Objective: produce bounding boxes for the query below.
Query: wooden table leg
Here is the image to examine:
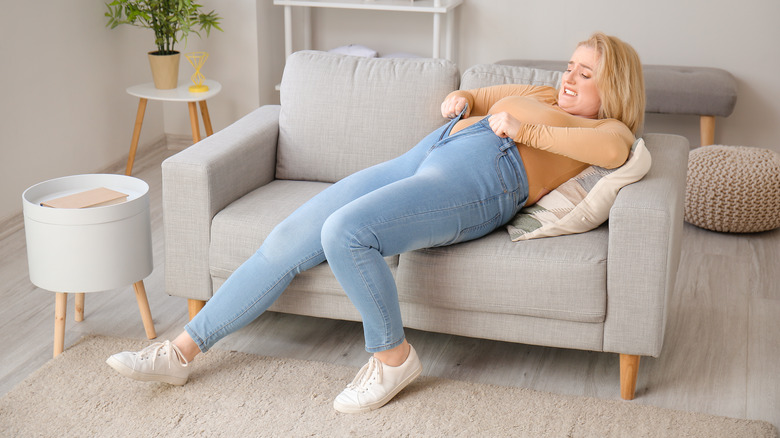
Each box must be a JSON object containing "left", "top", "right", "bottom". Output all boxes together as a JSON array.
[
  {"left": 188, "top": 101, "right": 202, "bottom": 144},
  {"left": 74, "top": 293, "right": 85, "bottom": 322},
  {"left": 199, "top": 100, "right": 214, "bottom": 137},
  {"left": 126, "top": 98, "right": 148, "bottom": 176},
  {"left": 133, "top": 280, "right": 157, "bottom": 339},
  {"left": 54, "top": 292, "right": 67, "bottom": 357}
]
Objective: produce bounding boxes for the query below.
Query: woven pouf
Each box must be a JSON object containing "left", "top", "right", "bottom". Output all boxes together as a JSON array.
[{"left": 685, "top": 145, "right": 780, "bottom": 233}]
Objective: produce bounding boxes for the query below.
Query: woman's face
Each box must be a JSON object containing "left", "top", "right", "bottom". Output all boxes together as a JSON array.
[{"left": 558, "top": 45, "right": 601, "bottom": 119}]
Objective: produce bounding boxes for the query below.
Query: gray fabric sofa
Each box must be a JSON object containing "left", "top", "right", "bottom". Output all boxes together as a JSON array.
[{"left": 162, "top": 50, "right": 689, "bottom": 400}]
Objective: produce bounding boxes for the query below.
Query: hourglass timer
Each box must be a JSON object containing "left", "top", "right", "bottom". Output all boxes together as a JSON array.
[{"left": 186, "top": 52, "right": 210, "bottom": 93}]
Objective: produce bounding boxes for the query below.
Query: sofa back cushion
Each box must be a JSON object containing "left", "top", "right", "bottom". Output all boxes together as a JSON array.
[
  {"left": 277, "top": 51, "right": 460, "bottom": 182},
  {"left": 460, "top": 63, "right": 562, "bottom": 90}
]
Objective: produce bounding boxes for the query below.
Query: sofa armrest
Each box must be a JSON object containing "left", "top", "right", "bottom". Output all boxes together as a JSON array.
[
  {"left": 603, "top": 133, "right": 689, "bottom": 357},
  {"left": 162, "top": 105, "right": 280, "bottom": 301}
]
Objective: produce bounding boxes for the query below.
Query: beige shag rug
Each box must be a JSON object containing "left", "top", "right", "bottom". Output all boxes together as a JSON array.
[{"left": 1, "top": 336, "right": 776, "bottom": 438}]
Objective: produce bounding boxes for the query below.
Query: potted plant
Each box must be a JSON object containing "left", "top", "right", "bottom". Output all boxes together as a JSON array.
[{"left": 105, "top": 0, "right": 222, "bottom": 89}]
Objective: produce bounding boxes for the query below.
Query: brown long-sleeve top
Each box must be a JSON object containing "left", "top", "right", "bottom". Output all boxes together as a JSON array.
[{"left": 446, "top": 84, "right": 635, "bottom": 205}]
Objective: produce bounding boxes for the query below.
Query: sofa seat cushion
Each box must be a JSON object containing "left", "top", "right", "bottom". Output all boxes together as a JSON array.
[
  {"left": 209, "top": 179, "right": 398, "bottom": 296},
  {"left": 395, "top": 226, "right": 609, "bottom": 324}
]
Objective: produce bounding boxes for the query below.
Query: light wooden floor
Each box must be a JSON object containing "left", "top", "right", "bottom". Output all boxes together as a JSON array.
[{"left": 1, "top": 143, "right": 778, "bottom": 431}]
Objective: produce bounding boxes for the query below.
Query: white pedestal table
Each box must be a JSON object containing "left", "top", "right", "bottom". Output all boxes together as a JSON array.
[{"left": 23, "top": 174, "right": 157, "bottom": 357}]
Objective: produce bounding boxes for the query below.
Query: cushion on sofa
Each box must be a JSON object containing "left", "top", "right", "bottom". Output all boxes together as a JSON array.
[
  {"left": 460, "top": 63, "right": 561, "bottom": 90},
  {"left": 211, "top": 177, "right": 609, "bottom": 325},
  {"left": 277, "top": 51, "right": 459, "bottom": 183},
  {"left": 396, "top": 227, "right": 609, "bottom": 324},
  {"left": 209, "top": 180, "right": 329, "bottom": 279},
  {"left": 507, "top": 138, "right": 652, "bottom": 241},
  {"left": 209, "top": 179, "right": 399, "bottom": 296}
]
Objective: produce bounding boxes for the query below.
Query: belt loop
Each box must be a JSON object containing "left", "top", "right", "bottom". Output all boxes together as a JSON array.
[{"left": 499, "top": 137, "right": 514, "bottom": 152}]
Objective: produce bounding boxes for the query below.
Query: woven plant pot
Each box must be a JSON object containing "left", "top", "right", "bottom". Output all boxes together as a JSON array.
[{"left": 685, "top": 145, "right": 780, "bottom": 233}]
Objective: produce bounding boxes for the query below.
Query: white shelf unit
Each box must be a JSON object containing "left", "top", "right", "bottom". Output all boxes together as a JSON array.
[{"left": 273, "top": 0, "right": 463, "bottom": 61}]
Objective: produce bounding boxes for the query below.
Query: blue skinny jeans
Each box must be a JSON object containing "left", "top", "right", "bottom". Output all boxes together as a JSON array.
[{"left": 185, "top": 113, "right": 529, "bottom": 354}]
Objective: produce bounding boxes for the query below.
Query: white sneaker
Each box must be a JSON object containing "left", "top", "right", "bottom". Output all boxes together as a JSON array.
[
  {"left": 106, "top": 340, "right": 190, "bottom": 386},
  {"left": 333, "top": 344, "right": 422, "bottom": 413}
]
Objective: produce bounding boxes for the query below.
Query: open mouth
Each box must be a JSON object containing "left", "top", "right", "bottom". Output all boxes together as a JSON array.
[{"left": 563, "top": 88, "right": 577, "bottom": 96}]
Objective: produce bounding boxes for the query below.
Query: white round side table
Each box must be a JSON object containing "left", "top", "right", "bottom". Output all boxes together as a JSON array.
[
  {"left": 23, "top": 174, "right": 157, "bottom": 357},
  {"left": 125, "top": 79, "right": 221, "bottom": 175}
]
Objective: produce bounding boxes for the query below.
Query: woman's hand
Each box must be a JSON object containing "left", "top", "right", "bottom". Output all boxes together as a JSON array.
[
  {"left": 441, "top": 95, "right": 468, "bottom": 119},
  {"left": 488, "top": 112, "right": 522, "bottom": 139}
]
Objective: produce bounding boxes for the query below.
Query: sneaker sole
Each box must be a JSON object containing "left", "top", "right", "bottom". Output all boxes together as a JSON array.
[
  {"left": 106, "top": 356, "right": 188, "bottom": 386},
  {"left": 333, "top": 362, "right": 422, "bottom": 414}
]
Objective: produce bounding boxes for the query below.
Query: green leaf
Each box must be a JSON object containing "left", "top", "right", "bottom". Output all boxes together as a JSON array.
[{"left": 104, "top": 0, "right": 222, "bottom": 51}]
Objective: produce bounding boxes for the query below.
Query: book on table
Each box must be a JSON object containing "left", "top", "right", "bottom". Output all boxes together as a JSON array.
[{"left": 41, "top": 187, "right": 129, "bottom": 209}]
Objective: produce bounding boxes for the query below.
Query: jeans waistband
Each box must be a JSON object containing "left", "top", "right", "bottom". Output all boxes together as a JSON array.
[
  {"left": 475, "top": 116, "right": 516, "bottom": 152},
  {"left": 442, "top": 109, "right": 517, "bottom": 153}
]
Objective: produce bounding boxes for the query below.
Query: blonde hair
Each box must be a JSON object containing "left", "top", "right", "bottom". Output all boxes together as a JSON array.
[{"left": 578, "top": 32, "right": 645, "bottom": 135}]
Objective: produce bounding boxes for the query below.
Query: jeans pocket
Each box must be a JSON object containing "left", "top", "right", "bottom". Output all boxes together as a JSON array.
[
  {"left": 496, "top": 148, "right": 527, "bottom": 199},
  {"left": 495, "top": 152, "right": 515, "bottom": 194},
  {"left": 449, "top": 212, "right": 501, "bottom": 246}
]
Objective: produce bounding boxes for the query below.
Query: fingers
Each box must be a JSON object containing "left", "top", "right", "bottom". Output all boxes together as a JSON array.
[
  {"left": 453, "top": 98, "right": 465, "bottom": 115},
  {"left": 440, "top": 101, "right": 450, "bottom": 118},
  {"left": 441, "top": 97, "right": 466, "bottom": 119},
  {"left": 488, "top": 114, "right": 505, "bottom": 137},
  {"left": 489, "top": 112, "right": 518, "bottom": 138}
]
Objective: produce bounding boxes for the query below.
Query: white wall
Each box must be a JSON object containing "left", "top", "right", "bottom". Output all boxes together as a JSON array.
[
  {"left": 0, "top": 1, "right": 163, "bottom": 221},
  {"left": 2, "top": 0, "right": 778, "bottom": 223},
  {"left": 0, "top": 0, "right": 274, "bottom": 223}
]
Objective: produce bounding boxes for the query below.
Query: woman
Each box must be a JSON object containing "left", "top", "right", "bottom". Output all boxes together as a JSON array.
[{"left": 107, "top": 32, "right": 645, "bottom": 414}]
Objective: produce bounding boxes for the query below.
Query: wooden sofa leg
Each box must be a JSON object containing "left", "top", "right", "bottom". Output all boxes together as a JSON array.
[
  {"left": 700, "top": 115, "right": 715, "bottom": 146},
  {"left": 188, "top": 299, "right": 206, "bottom": 321},
  {"left": 620, "top": 354, "right": 641, "bottom": 400}
]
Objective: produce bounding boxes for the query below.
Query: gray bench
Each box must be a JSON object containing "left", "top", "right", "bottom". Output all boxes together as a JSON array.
[{"left": 496, "top": 60, "right": 737, "bottom": 146}]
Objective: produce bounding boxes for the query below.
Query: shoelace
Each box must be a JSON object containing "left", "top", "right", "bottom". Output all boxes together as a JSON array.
[
  {"left": 347, "top": 357, "right": 383, "bottom": 393},
  {"left": 134, "top": 340, "right": 189, "bottom": 371}
]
